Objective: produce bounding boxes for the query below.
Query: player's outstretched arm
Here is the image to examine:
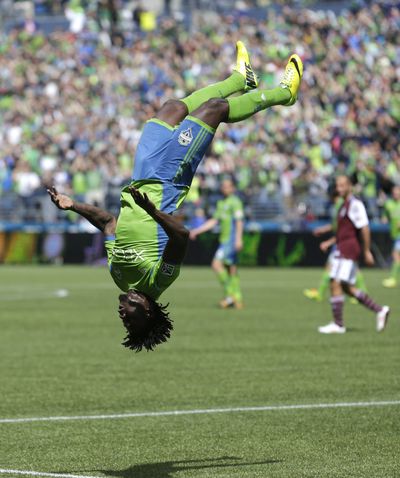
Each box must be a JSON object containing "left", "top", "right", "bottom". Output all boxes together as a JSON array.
[
  {"left": 129, "top": 186, "right": 189, "bottom": 264},
  {"left": 320, "top": 236, "right": 336, "bottom": 253},
  {"left": 47, "top": 186, "right": 117, "bottom": 235},
  {"left": 313, "top": 224, "right": 333, "bottom": 237},
  {"left": 189, "top": 218, "right": 218, "bottom": 240}
]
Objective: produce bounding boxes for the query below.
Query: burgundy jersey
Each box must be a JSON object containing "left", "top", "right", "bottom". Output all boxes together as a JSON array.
[{"left": 336, "top": 196, "right": 369, "bottom": 261}]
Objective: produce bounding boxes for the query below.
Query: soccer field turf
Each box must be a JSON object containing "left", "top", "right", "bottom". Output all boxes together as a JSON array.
[{"left": 0, "top": 266, "right": 399, "bottom": 478}]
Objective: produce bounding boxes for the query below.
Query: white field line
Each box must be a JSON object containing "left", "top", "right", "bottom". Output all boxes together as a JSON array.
[
  {"left": 1, "top": 400, "right": 399, "bottom": 425},
  {"left": 0, "top": 470, "right": 101, "bottom": 478}
]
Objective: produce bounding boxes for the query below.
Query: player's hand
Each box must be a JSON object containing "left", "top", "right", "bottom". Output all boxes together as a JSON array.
[
  {"left": 129, "top": 186, "right": 156, "bottom": 214},
  {"left": 235, "top": 238, "right": 243, "bottom": 252},
  {"left": 364, "top": 249, "right": 375, "bottom": 266},
  {"left": 189, "top": 230, "right": 198, "bottom": 240},
  {"left": 320, "top": 240, "right": 331, "bottom": 253},
  {"left": 47, "top": 186, "right": 74, "bottom": 210}
]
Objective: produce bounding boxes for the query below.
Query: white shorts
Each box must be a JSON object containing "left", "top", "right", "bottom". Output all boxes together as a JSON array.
[{"left": 330, "top": 254, "right": 358, "bottom": 285}]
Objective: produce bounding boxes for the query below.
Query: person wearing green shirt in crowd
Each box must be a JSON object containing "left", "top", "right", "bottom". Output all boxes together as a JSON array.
[
  {"left": 382, "top": 185, "right": 400, "bottom": 288},
  {"left": 48, "top": 42, "right": 303, "bottom": 351},
  {"left": 189, "top": 179, "right": 244, "bottom": 309},
  {"left": 304, "top": 189, "right": 367, "bottom": 302}
]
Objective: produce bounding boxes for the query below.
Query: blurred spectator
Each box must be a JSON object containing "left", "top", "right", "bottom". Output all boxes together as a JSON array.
[
  {"left": 0, "top": 2, "right": 399, "bottom": 227},
  {"left": 65, "top": 0, "right": 86, "bottom": 33}
]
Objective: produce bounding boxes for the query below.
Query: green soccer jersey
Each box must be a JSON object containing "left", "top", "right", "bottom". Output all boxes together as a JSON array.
[
  {"left": 384, "top": 199, "right": 400, "bottom": 240},
  {"left": 105, "top": 181, "right": 187, "bottom": 300},
  {"left": 213, "top": 195, "right": 244, "bottom": 244}
]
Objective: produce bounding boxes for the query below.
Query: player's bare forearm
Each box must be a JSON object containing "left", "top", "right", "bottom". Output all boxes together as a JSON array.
[
  {"left": 360, "top": 226, "right": 371, "bottom": 252},
  {"left": 313, "top": 224, "right": 333, "bottom": 236},
  {"left": 71, "top": 201, "right": 117, "bottom": 234},
  {"left": 190, "top": 218, "right": 218, "bottom": 238},
  {"left": 150, "top": 209, "right": 189, "bottom": 264},
  {"left": 129, "top": 186, "right": 188, "bottom": 262},
  {"left": 47, "top": 186, "right": 116, "bottom": 234},
  {"left": 320, "top": 236, "right": 336, "bottom": 253},
  {"left": 360, "top": 226, "right": 374, "bottom": 265},
  {"left": 150, "top": 208, "right": 189, "bottom": 244},
  {"left": 325, "top": 236, "right": 336, "bottom": 247},
  {"left": 235, "top": 219, "right": 244, "bottom": 250},
  {"left": 129, "top": 185, "right": 187, "bottom": 242}
]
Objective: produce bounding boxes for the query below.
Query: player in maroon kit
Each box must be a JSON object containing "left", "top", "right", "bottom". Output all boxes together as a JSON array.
[{"left": 318, "top": 175, "right": 390, "bottom": 334}]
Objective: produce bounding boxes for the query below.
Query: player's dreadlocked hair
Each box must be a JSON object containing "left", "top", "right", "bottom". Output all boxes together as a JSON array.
[{"left": 121, "top": 296, "right": 173, "bottom": 352}]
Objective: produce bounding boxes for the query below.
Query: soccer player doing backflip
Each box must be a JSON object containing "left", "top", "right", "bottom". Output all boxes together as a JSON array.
[
  {"left": 48, "top": 42, "right": 303, "bottom": 351},
  {"left": 318, "top": 176, "right": 390, "bottom": 334}
]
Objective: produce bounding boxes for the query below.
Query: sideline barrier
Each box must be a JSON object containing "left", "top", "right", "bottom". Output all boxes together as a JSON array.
[{"left": 0, "top": 231, "right": 393, "bottom": 267}]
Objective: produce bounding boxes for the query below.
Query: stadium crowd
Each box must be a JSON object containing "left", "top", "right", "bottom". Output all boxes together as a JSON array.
[{"left": 0, "top": 1, "right": 399, "bottom": 227}]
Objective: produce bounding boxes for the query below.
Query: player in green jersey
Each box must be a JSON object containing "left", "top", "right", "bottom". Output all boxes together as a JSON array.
[
  {"left": 382, "top": 185, "right": 400, "bottom": 288},
  {"left": 189, "top": 179, "right": 244, "bottom": 309},
  {"left": 48, "top": 43, "right": 303, "bottom": 351}
]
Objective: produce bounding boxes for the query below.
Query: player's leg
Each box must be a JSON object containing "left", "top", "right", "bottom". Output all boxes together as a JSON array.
[
  {"left": 320, "top": 249, "right": 336, "bottom": 299},
  {"left": 151, "top": 42, "right": 258, "bottom": 187},
  {"left": 393, "top": 248, "right": 400, "bottom": 283},
  {"left": 344, "top": 283, "right": 390, "bottom": 332},
  {"left": 225, "top": 54, "right": 303, "bottom": 122},
  {"left": 156, "top": 52, "right": 302, "bottom": 194},
  {"left": 304, "top": 263, "right": 330, "bottom": 301},
  {"left": 155, "top": 41, "right": 257, "bottom": 128},
  {"left": 318, "top": 254, "right": 346, "bottom": 333},
  {"left": 227, "top": 264, "right": 243, "bottom": 309},
  {"left": 191, "top": 54, "right": 303, "bottom": 130},
  {"left": 354, "top": 271, "right": 367, "bottom": 293},
  {"left": 318, "top": 267, "right": 331, "bottom": 298},
  {"left": 330, "top": 279, "right": 345, "bottom": 328},
  {"left": 383, "top": 245, "right": 400, "bottom": 288},
  {"left": 211, "top": 256, "right": 231, "bottom": 306}
]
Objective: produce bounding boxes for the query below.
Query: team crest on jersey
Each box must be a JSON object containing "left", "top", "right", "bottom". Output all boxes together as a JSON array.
[
  {"left": 161, "top": 262, "right": 175, "bottom": 276},
  {"left": 178, "top": 128, "right": 193, "bottom": 146}
]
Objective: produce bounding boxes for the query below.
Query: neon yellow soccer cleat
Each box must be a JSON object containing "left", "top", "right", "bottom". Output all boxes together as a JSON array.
[
  {"left": 280, "top": 54, "right": 303, "bottom": 106},
  {"left": 234, "top": 41, "right": 258, "bottom": 91},
  {"left": 303, "top": 288, "right": 322, "bottom": 302},
  {"left": 382, "top": 277, "right": 397, "bottom": 288}
]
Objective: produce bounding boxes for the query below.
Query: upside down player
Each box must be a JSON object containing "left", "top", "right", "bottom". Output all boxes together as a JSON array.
[
  {"left": 318, "top": 176, "right": 390, "bottom": 334},
  {"left": 48, "top": 42, "right": 303, "bottom": 351}
]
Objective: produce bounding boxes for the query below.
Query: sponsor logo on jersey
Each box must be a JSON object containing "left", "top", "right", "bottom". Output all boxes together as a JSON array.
[
  {"left": 178, "top": 128, "right": 193, "bottom": 146},
  {"left": 161, "top": 262, "right": 175, "bottom": 276},
  {"left": 111, "top": 247, "right": 145, "bottom": 263}
]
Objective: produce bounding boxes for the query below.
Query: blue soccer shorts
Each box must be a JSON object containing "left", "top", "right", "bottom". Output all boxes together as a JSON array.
[
  {"left": 214, "top": 241, "right": 238, "bottom": 266},
  {"left": 133, "top": 116, "right": 215, "bottom": 188}
]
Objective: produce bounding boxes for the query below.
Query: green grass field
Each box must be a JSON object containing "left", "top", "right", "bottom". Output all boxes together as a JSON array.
[{"left": 0, "top": 266, "right": 399, "bottom": 478}]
